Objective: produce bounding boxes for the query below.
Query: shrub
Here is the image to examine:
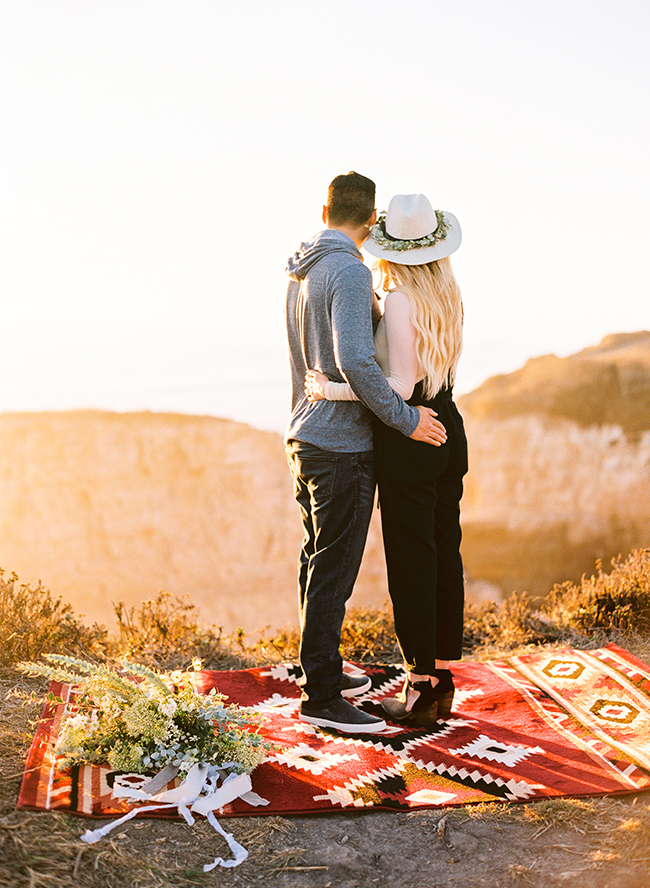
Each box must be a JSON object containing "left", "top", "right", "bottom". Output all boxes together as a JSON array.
[
  {"left": 340, "top": 604, "right": 400, "bottom": 663},
  {"left": 546, "top": 548, "right": 650, "bottom": 635},
  {"left": 463, "top": 549, "right": 650, "bottom": 654},
  {"left": 463, "top": 592, "right": 561, "bottom": 653},
  {"left": 112, "top": 591, "right": 247, "bottom": 671},
  {"left": 2, "top": 548, "right": 650, "bottom": 674},
  {"left": 255, "top": 604, "right": 399, "bottom": 666},
  {"left": 0, "top": 570, "right": 108, "bottom": 668}
]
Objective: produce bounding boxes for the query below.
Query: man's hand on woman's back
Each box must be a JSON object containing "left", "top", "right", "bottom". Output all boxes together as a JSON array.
[{"left": 409, "top": 406, "right": 447, "bottom": 445}]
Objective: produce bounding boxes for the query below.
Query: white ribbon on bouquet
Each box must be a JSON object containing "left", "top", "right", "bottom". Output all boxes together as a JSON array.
[{"left": 79, "top": 761, "right": 268, "bottom": 870}]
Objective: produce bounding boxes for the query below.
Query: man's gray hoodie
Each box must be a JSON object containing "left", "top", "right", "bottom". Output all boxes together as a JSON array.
[{"left": 285, "top": 229, "right": 419, "bottom": 451}]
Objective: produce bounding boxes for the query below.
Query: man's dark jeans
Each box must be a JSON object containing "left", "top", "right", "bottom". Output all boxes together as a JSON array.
[{"left": 286, "top": 439, "right": 375, "bottom": 706}]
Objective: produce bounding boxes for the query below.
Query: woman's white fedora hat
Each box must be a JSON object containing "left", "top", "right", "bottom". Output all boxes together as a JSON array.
[{"left": 363, "top": 193, "right": 461, "bottom": 265}]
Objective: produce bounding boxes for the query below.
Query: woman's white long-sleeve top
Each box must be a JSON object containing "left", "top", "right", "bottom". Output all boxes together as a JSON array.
[{"left": 324, "top": 289, "right": 421, "bottom": 403}]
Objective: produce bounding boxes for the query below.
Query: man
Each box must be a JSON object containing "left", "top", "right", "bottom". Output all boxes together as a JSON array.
[{"left": 285, "top": 171, "right": 447, "bottom": 733}]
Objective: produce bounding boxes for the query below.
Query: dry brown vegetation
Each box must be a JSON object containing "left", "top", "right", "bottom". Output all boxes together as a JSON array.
[
  {"left": 0, "top": 570, "right": 109, "bottom": 668},
  {"left": 2, "top": 551, "right": 650, "bottom": 887}
]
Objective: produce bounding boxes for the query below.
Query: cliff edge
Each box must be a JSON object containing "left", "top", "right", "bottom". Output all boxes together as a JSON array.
[
  {"left": 1, "top": 332, "right": 648, "bottom": 628},
  {"left": 458, "top": 332, "right": 650, "bottom": 596}
]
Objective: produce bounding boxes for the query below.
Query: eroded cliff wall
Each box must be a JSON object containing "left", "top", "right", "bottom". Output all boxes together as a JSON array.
[
  {"left": 458, "top": 331, "right": 650, "bottom": 595},
  {"left": 0, "top": 411, "right": 387, "bottom": 631},
  {"left": 2, "top": 332, "right": 648, "bottom": 627}
]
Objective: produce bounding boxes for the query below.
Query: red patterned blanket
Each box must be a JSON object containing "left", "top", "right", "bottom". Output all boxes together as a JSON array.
[{"left": 18, "top": 644, "right": 650, "bottom": 816}]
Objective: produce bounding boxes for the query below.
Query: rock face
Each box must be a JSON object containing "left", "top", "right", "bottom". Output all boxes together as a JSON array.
[
  {"left": 0, "top": 411, "right": 387, "bottom": 632},
  {"left": 458, "top": 331, "right": 650, "bottom": 596},
  {"left": 1, "top": 332, "right": 648, "bottom": 629}
]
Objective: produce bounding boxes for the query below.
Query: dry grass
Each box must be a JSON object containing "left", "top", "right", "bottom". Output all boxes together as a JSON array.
[
  {"left": 339, "top": 604, "right": 401, "bottom": 663},
  {"left": 520, "top": 797, "right": 597, "bottom": 830},
  {"left": 527, "top": 795, "right": 650, "bottom": 867},
  {"left": 463, "top": 592, "right": 562, "bottom": 653},
  {"left": 547, "top": 548, "right": 650, "bottom": 636},
  {"left": 462, "top": 549, "right": 650, "bottom": 655},
  {"left": 0, "top": 807, "right": 294, "bottom": 888},
  {"left": 5, "top": 549, "right": 648, "bottom": 676},
  {"left": 0, "top": 570, "right": 109, "bottom": 667},
  {"left": 460, "top": 800, "right": 519, "bottom": 822},
  {"left": 112, "top": 592, "right": 253, "bottom": 672},
  {"left": 592, "top": 797, "right": 650, "bottom": 867},
  {"left": 254, "top": 602, "right": 400, "bottom": 666},
  {"left": 456, "top": 795, "right": 650, "bottom": 876}
]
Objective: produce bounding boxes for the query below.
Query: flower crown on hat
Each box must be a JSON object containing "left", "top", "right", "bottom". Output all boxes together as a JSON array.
[{"left": 368, "top": 209, "right": 450, "bottom": 253}]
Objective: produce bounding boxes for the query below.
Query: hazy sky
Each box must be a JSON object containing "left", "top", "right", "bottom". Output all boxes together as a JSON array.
[{"left": 2, "top": 0, "right": 648, "bottom": 432}]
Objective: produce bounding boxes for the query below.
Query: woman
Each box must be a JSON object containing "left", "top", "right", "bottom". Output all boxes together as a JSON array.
[{"left": 305, "top": 193, "right": 467, "bottom": 726}]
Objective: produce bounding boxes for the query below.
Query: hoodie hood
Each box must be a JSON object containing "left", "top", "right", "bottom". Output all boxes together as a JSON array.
[{"left": 286, "top": 229, "right": 362, "bottom": 281}]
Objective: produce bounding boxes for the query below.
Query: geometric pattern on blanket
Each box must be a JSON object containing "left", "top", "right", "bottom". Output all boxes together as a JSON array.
[{"left": 18, "top": 644, "right": 650, "bottom": 817}]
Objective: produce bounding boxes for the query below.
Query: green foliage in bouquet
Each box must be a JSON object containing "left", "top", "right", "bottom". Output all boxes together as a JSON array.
[{"left": 19, "top": 654, "right": 271, "bottom": 776}]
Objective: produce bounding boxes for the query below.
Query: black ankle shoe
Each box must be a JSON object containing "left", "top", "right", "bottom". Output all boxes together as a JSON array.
[
  {"left": 381, "top": 679, "right": 439, "bottom": 726},
  {"left": 431, "top": 669, "right": 455, "bottom": 718}
]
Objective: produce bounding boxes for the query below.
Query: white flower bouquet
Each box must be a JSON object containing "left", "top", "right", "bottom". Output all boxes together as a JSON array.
[
  {"left": 20, "top": 653, "right": 270, "bottom": 777},
  {"left": 21, "top": 654, "right": 275, "bottom": 868}
]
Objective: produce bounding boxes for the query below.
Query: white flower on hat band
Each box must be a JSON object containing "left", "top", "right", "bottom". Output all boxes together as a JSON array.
[{"left": 368, "top": 209, "right": 450, "bottom": 252}]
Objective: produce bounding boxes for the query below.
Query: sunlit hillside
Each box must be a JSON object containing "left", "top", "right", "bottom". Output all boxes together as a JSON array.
[
  {"left": 0, "top": 410, "right": 387, "bottom": 632},
  {"left": 460, "top": 331, "right": 650, "bottom": 432},
  {"left": 459, "top": 332, "right": 650, "bottom": 598},
  {"left": 0, "top": 332, "right": 648, "bottom": 628}
]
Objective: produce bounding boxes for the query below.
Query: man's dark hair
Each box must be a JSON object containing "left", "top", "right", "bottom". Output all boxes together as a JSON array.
[{"left": 326, "top": 171, "right": 376, "bottom": 227}]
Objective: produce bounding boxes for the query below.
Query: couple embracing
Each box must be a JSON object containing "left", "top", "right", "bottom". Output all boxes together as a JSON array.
[{"left": 284, "top": 172, "right": 467, "bottom": 734}]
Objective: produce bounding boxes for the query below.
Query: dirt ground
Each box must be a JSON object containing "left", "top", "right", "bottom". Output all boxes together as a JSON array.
[
  {"left": 2, "top": 669, "right": 650, "bottom": 888},
  {"left": 2, "top": 793, "right": 650, "bottom": 888}
]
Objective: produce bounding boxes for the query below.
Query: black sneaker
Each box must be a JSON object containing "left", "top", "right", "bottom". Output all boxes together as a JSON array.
[
  {"left": 340, "top": 672, "right": 372, "bottom": 698},
  {"left": 300, "top": 697, "right": 386, "bottom": 733}
]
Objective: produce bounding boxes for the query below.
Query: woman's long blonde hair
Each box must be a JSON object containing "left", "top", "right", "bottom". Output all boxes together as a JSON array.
[{"left": 379, "top": 256, "right": 463, "bottom": 399}]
